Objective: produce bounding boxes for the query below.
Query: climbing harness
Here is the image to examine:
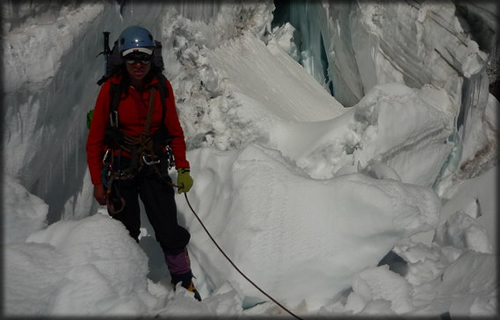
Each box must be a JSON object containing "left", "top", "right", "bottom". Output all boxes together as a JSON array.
[
  {"left": 103, "top": 84, "right": 172, "bottom": 214},
  {"left": 100, "top": 80, "right": 173, "bottom": 214},
  {"left": 171, "top": 184, "right": 304, "bottom": 320}
]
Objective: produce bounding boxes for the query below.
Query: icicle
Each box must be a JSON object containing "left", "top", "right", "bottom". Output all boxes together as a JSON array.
[{"left": 431, "top": 129, "right": 463, "bottom": 191}]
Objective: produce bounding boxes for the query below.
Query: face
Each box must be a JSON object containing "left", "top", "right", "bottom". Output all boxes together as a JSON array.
[{"left": 124, "top": 52, "right": 152, "bottom": 83}]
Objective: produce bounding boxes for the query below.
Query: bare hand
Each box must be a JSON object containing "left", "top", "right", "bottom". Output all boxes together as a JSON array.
[{"left": 94, "top": 184, "right": 107, "bottom": 205}]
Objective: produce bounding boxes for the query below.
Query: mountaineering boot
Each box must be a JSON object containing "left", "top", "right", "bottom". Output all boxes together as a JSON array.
[
  {"left": 165, "top": 248, "right": 201, "bottom": 301},
  {"left": 170, "top": 270, "right": 202, "bottom": 301}
]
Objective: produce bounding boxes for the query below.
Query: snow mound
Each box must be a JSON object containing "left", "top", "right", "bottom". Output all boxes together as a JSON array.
[
  {"left": 180, "top": 143, "right": 441, "bottom": 311},
  {"left": 268, "top": 83, "right": 454, "bottom": 184},
  {"left": 3, "top": 175, "right": 48, "bottom": 243},
  {"left": 5, "top": 214, "right": 157, "bottom": 316},
  {"left": 419, "top": 251, "right": 497, "bottom": 316}
]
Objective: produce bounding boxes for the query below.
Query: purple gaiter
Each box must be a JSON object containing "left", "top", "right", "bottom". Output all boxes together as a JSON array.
[{"left": 165, "top": 248, "right": 191, "bottom": 275}]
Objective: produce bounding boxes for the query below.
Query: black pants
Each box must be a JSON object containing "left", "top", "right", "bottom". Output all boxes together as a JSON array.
[{"left": 109, "top": 159, "right": 190, "bottom": 254}]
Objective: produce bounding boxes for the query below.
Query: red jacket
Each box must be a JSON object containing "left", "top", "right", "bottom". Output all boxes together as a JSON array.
[{"left": 86, "top": 74, "right": 190, "bottom": 185}]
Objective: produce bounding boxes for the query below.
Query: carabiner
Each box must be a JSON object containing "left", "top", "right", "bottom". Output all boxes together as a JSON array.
[
  {"left": 142, "top": 153, "right": 161, "bottom": 165},
  {"left": 102, "top": 149, "right": 112, "bottom": 164}
]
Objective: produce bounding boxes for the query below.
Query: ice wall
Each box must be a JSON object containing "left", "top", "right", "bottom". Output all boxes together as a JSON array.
[
  {"left": 286, "top": 1, "right": 334, "bottom": 95},
  {"left": 279, "top": 0, "right": 493, "bottom": 105},
  {"left": 274, "top": 0, "right": 497, "bottom": 181},
  {"left": 3, "top": 1, "right": 109, "bottom": 222}
]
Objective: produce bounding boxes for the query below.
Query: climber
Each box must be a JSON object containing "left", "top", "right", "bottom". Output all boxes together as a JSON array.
[{"left": 86, "top": 25, "right": 201, "bottom": 301}]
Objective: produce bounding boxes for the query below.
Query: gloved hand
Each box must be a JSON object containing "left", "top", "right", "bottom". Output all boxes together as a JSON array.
[{"left": 177, "top": 168, "right": 193, "bottom": 194}]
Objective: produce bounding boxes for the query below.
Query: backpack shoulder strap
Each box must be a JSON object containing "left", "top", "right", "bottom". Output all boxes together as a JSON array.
[
  {"left": 155, "top": 74, "right": 170, "bottom": 124},
  {"left": 108, "top": 82, "right": 121, "bottom": 127}
]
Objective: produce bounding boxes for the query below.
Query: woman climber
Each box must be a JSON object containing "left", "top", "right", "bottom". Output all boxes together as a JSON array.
[{"left": 86, "top": 25, "right": 200, "bottom": 301}]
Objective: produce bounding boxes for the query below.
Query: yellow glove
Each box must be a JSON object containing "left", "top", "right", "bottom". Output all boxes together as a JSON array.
[{"left": 177, "top": 168, "right": 193, "bottom": 194}]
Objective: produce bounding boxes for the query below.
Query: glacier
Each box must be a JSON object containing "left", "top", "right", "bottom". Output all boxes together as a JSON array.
[
  {"left": 2, "top": 0, "right": 498, "bottom": 317},
  {"left": 3, "top": 0, "right": 496, "bottom": 222}
]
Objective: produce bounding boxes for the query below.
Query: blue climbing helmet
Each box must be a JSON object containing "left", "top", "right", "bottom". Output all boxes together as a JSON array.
[{"left": 118, "top": 26, "right": 155, "bottom": 56}]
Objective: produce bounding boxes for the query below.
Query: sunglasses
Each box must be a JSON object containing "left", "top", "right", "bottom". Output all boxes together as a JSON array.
[{"left": 124, "top": 53, "right": 152, "bottom": 65}]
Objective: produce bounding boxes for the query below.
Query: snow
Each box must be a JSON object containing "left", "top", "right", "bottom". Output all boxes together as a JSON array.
[
  {"left": 182, "top": 144, "right": 441, "bottom": 311},
  {"left": 2, "top": 1, "right": 498, "bottom": 318},
  {"left": 6, "top": 214, "right": 156, "bottom": 316},
  {"left": 3, "top": 175, "right": 48, "bottom": 243},
  {"left": 2, "top": 3, "right": 104, "bottom": 94}
]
